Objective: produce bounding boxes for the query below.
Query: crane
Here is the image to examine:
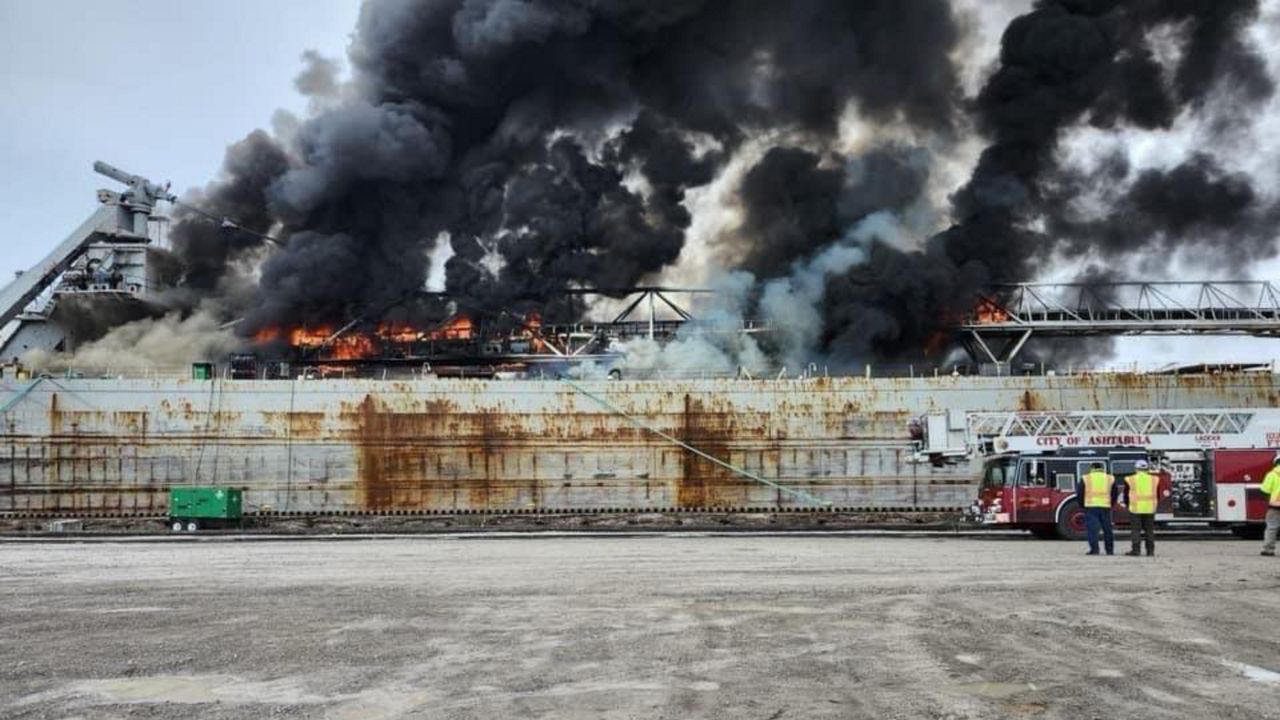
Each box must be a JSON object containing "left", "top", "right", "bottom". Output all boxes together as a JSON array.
[{"left": 0, "top": 162, "right": 173, "bottom": 331}]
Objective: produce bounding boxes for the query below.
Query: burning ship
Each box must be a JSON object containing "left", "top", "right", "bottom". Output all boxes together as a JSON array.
[
  {"left": 0, "top": 164, "right": 1278, "bottom": 522},
  {"left": 5, "top": 1, "right": 1280, "bottom": 524}
]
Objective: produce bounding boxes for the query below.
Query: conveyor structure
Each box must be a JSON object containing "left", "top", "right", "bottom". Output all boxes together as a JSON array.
[{"left": 960, "top": 281, "right": 1280, "bottom": 364}]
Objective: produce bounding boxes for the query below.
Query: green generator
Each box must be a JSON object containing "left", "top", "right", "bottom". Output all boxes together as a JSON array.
[{"left": 168, "top": 487, "right": 242, "bottom": 532}]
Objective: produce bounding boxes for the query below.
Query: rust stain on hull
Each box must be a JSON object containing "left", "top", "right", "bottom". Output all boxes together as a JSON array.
[
  {"left": 346, "top": 395, "right": 514, "bottom": 512},
  {"left": 6, "top": 373, "right": 1280, "bottom": 515},
  {"left": 678, "top": 395, "right": 747, "bottom": 508}
]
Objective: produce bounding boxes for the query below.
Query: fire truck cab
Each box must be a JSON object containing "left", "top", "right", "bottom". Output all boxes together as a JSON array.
[
  {"left": 956, "top": 409, "right": 1279, "bottom": 539},
  {"left": 974, "top": 447, "right": 1169, "bottom": 539}
]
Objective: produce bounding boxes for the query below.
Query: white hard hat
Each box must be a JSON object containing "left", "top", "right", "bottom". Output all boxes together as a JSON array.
[
  {"left": 1135, "top": 459, "right": 1149, "bottom": 469},
  {"left": 1274, "top": 452, "right": 1280, "bottom": 464}
]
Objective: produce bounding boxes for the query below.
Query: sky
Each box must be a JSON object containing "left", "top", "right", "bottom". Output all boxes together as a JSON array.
[
  {"left": 0, "top": 0, "right": 357, "bottom": 277},
  {"left": 0, "top": 0, "right": 1278, "bottom": 368}
]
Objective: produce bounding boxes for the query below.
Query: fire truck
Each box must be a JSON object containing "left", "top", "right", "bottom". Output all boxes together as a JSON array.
[{"left": 955, "top": 409, "right": 1280, "bottom": 539}]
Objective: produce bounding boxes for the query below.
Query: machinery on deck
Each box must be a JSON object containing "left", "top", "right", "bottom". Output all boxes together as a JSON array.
[
  {"left": 6, "top": 163, "right": 1280, "bottom": 524},
  {"left": 940, "top": 408, "right": 1280, "bottom": 539},
  {"left": 0, "top": 162, "right": 173, "bottom": 360}
]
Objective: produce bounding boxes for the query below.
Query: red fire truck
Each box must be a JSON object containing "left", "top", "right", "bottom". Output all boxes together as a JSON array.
[{"left": 960, "top": 409, "right": 1278, "bottom": 539}]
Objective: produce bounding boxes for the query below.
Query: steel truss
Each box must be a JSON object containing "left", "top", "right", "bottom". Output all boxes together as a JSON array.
[
  {"left": 534, "top": 288, "right": 768, "bottom": 356},
  {"left": 961, "top": 281, "right": 1280, "bottom": 364},
  {"left": 967, "top": 409, "right": 1257, "bottom": 444}
]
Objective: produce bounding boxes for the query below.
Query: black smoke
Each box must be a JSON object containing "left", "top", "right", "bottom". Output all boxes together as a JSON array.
[
  {"left": 807, "top": 0, "right": 1276, "bottom": 362},
  {"left": 157, "top": 0, "right": 1277, "bottom": 366},
  {"left": 953, "top": 0, "right": 1273, "bottom": 276},
  {"left": 170, "top": 130, "right": 288, "bottom": 292},
  {"left": 1051, "top": 153, "right": 1280, "bottom": 271},
  {"left": 735, "top": 144, "right": 932, "bottom": 279},
  {"left": 165, "top": 0, "right": 963, "bottom": 333}
]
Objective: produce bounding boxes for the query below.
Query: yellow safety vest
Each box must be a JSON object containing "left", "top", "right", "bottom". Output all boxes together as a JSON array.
[
  {"left": 1082, "top": 471, "right": 1114, "bottom": 508},
  {"left": 1127, "top": 471, "right": 1158, "bottom": 515},
  {"left": 1262, "top": 468, "right": 1280, "bottom": 508}
]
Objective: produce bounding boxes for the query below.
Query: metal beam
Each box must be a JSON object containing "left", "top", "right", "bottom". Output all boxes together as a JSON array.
[
  {"left": 968, "top": 330, "right": 999, "bottom": 365},
  {"left": 1000, "top": 329, "right": 1033, "bottom": 363},
  {"left": 961, "top": 281, "right": 1280, "bottom": 337}
]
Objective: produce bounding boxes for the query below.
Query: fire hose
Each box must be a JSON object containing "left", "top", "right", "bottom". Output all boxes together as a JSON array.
[{"left": 562, "top": 378, "right": 832, "bottom": 508}]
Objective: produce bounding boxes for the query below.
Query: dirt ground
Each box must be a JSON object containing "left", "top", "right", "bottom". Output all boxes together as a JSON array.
[{"left": 1, "top": 534, "right": 1278, "bottom": 719}]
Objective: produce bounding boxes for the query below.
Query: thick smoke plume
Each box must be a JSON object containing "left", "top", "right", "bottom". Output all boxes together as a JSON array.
[
  {"left": 24, "top": 308, "right": 239, "bottom": 373},
  {"left": 167, "top": 0, "right": 964, "bottom": 335},
  {"left": 64, "top": 0, "right": 1280, "bottom": 370},
  {"left": 839, "top": 0, "right": 1279, "bottom": 362}
]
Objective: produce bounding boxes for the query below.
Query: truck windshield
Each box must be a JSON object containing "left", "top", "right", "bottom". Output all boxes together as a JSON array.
[{"left": 982, "top": 458, "right": 1018, "bottom": 488}]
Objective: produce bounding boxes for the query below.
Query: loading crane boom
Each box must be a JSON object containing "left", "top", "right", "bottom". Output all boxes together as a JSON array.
[{"left": 0, "top": 162, "right": 173, "bottom": 330}]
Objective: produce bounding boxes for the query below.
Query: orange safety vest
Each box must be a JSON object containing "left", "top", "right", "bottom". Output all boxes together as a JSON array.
[
  {"left": 1126, "top": 471, "right": 1158, "bottom": 515},
  {"left": 1082, "top": 471, "right": 1114, "bottom": 508}
]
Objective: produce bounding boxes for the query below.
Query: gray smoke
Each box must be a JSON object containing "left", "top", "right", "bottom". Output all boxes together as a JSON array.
[
  {"left": 130, "top": 0, "right": 1279, "bottom": 369},
  {"left": 1051, "top": 153, "right": 1280, "bottom": 271},
  {"left": 802, "top": 0, "right": 1278, "bottom": 362},
  {"left": 160, "top": 0, "right": 964, "bottom": 338}
]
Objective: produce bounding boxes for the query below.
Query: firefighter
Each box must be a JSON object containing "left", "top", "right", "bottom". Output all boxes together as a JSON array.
[
  {"left": 1123, "top": 459, "right": 1157, "bottom": 557},
  {"left": 1077, "top": 462, "right": 1118, "bottom": 555},
  {"left": 1261, "top": 453, "right": 1280, "bottom": 557}
]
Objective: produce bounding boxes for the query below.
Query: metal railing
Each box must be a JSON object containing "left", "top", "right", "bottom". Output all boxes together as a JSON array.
[
  {"left": 964, "top": 281, "right": 1280, "bottom": 331},
  {"left": 12, "top": 359, "right": 1276, "bottom": 383},
  {"left": 959, "top": 281, "right": 1280, "bottom": 363},
  {"left": 967, "top": 409, "right": 1258, "bottom": 442}
]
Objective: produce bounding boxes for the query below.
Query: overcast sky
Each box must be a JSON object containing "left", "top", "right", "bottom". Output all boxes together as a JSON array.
[
  {"left": 0, "top": 0, "right": 356, "bottom": 277},
  {"left": 1, "top": 1, "right": 1277, "bottom": 367}
]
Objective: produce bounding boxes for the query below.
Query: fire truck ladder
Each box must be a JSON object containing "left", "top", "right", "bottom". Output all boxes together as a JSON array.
[
  {"left": 960, "top": 281, "right": 1280, "bottom": 364},
  {"left": 966, "top": 409, "right": 1259, "bottom": 453}
]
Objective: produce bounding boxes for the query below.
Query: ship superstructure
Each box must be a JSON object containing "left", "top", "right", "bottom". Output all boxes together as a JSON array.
[
  {"left": 2, "top": 165, "right": 1280, "bottom": 521},
  {"left": 0, "top": 163, "right": 175, "bottom": 360}
]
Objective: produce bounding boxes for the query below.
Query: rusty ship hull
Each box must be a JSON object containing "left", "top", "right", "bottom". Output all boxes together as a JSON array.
[{"left": 1, "top": 372, "right": 1277, "bottom": 517}]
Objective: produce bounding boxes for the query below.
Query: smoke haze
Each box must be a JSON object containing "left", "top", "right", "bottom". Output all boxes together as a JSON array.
[{"left": 71, "top": 0, "right": 1280, "bottom": 369}]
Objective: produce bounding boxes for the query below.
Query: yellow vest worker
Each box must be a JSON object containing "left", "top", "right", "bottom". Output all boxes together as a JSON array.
[
  {"left": 1082, "top": 470, "right": 1115, "bottom": 508},
  {"left": 1125, "top": 460, "right": 1158, "bottom": 557},
  {"left": 1261, "top": 457, "right": 1280, "bottom": 557},
  {"left": 1262, "top": 467, "right": 1280, "bottom": 508},
  {"left": 1127, "top": 471, "right": 1158, "bottom": 514},
  {"left": 1079, "top": 464, "right": 1116, "bottom": 555}
]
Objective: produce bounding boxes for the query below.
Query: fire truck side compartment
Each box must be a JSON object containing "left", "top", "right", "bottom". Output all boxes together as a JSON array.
[{"left": 1211, "top": 449, "right": 1273, "bottom": 523}]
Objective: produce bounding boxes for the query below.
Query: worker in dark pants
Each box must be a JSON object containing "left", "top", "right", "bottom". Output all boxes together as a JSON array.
[
  {"left": 1123, "top": 459, "right": 1158, "bottom": 557},
  {"left": 1077, "top": 462, "right": 1118, "bottom": 555}
]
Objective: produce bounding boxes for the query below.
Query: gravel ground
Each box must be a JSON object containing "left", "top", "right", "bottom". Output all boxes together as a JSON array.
[{"left": 1, "top": 535, "right": 1278, "bottom": 719}]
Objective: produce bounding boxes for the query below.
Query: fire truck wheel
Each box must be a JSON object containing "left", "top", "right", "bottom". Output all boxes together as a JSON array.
[
  {"left": 1055, "top": 501, "right": 1087, "bottom": 541},
  {"left": 1231, "top": 525, "right": 1264, "bottom": 540}
]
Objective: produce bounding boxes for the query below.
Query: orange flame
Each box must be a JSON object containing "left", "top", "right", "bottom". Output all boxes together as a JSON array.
[
  {"left": 289, "top": 327, "right": 332, "bottom": 347},
  {"left": 329, "top": 334, "right": 377, "bottom": 360},
  {"left": 251, "top": 325, "right": 378, "bottom": 360},
  {"left": 972, "top": 297, "right": 1011, "bottom": 324},
  {"left": 520, "top": 312, "right": 545, "bottom": 352},
  {"left": 424, "top": 315, "right": 474, "bottom": 341},
  {"left": 254, "top": 327, "right": 282, "bottom": 344},
  {"left": 291, "top": 327, "right": 376, "bottom": 359},
  {"left": 251, "top": 312, "right": 537, "bottom": 359},
  {"left": 377, "top": 322, "right": 422, "bottom": 343}
]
